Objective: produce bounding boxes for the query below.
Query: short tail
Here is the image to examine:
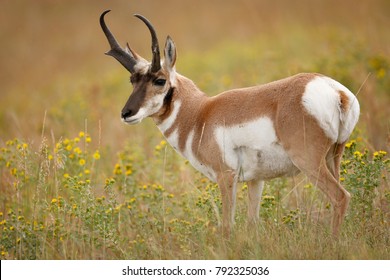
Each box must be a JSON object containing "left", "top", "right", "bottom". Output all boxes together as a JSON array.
[{"left": 337, "top": 88, "right": 360, "bottom": 143}]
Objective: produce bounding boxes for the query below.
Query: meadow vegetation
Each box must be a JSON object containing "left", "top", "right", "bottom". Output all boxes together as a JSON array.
[{"left": 0, "top": 0, "right": 389, "bottom": 259}]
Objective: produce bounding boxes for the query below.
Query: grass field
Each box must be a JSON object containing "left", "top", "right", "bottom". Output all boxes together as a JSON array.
[{"left": 0, "top": 0, "right": 389, "bottom": 259}]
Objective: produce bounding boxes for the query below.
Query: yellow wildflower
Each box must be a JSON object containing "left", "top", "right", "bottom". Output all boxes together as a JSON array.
[
  {"left": 200, "top": 177, "right": 208, "bottom": 184},
  {"left": 113, "top": 163, "right": 122, "bottom": 175},
  {"left": 79, "top": 131, "right": 85, "bottom": 138},
  {"left": 86, "top": 136, "right": 92, "bottom": 143},
  {"left": 160, "top": 140, "right": 167, "bottom": 146},
  {"left": 17, "top": 143, "right": 27, "bottom": 150},
  {"left": 154, "top": 184, "right": 165, "bottom": 192},
  {"left": 263, "top": 195, "right": 275, "bottom": 201},
  {"left": 79, "top": 159, "right": 86, "bottom": 166},
  {"left": 51, "top": 198, "right": 57, "bottom": 204},
  {"left": 10, "top": 168, "right": 17, "bottom": 176},
  {"left": 6, "top": 140, "right": 14, "bottom": 146},
  {"left": 377, "top": 68, "right": 386, "bottom": 79},
  {"left": 73, "top": 147, "right": 82, "bottom": 155},
  {"left": 345, "top": 140, "right": 356, "bottom": 149},
  {"left": 373, "top": 150, "right": 387, "bottom": 160},
  {"left": 105, "top": 178, "right": 115, "bottom": 185},
  {"left": 78, "top": 180, "right": 85, "bottom": 186},
  {"left": 93, "top": 150, "right": 100, "bottom": 160},
  {"left": 353, "top": 151, "right": 362, "bottom": 159},
  {"left": 114, "top": 205, "right": 122, "bottom": 213}
]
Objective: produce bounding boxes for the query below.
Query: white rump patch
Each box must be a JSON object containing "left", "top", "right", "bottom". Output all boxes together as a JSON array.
[
  {"left": 302, "top": 76, "right": 359, "bottom": 143},
  {"left": 321, "top": 77, "right": 360, "bottom": 143}
]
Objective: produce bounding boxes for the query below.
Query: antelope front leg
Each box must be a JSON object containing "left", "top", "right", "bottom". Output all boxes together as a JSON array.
[
  {"left": 247, "top": 179, "right": 264, "bottom": 224},
  {"left": 217, "top": 171, "right": 237, "bottom": 237}
]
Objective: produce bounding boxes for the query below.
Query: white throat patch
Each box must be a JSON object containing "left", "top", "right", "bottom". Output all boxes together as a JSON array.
[{"left": 157, "top": 100, "right": 182, "bottom": 133}]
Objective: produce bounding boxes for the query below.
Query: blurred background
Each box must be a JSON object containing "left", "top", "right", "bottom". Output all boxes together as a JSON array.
[{"left": 1, "top": 0, "right": 389, "bottom": 151}]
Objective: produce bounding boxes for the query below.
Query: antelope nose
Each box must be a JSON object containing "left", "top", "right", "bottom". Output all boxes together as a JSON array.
[{"left": 121, "top": 109, "right": 132, "bottom": 119}]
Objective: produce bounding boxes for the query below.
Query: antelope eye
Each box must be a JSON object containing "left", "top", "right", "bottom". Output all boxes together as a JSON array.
[{"left": 154, "top": 79, "right": 166, "bottom": 86}]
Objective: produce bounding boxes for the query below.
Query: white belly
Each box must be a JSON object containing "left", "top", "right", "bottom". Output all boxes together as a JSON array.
[{"left": 214, "top": 117, "right": 299, "bottom": 181}]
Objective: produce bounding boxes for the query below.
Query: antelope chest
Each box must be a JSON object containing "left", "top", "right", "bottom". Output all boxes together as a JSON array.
[
  {"left": 163, "top": 128, "right": 218, "bottom": 181},
  {"left": 214, "top": 117, "right": 299, "bottom": 181}
]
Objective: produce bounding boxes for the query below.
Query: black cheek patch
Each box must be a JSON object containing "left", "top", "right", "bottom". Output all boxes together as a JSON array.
[{"left": 163, "top": 87, "right": 174, "bottom": 106}]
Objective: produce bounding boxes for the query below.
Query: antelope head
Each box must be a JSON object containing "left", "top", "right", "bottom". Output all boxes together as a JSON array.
[{"left": 100, "top": 10, "right": 177, "bottom": 124}]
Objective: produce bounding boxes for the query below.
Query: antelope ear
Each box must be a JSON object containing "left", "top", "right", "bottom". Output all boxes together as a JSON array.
[{"left": 163, "top": 36, "right": 177, "bottom": 70}]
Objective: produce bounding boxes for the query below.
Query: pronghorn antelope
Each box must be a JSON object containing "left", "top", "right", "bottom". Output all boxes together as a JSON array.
[{"left": 100, "top": 10, "right": 360, "bottom": 236}]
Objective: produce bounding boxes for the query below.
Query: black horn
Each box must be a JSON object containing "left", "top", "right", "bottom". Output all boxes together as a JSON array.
[
  {"left": 100, "top": 10, "right": 137, "bottom": 73},
  {"left": 134, "top": 14, "right": 161, "bottom": 73}
]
